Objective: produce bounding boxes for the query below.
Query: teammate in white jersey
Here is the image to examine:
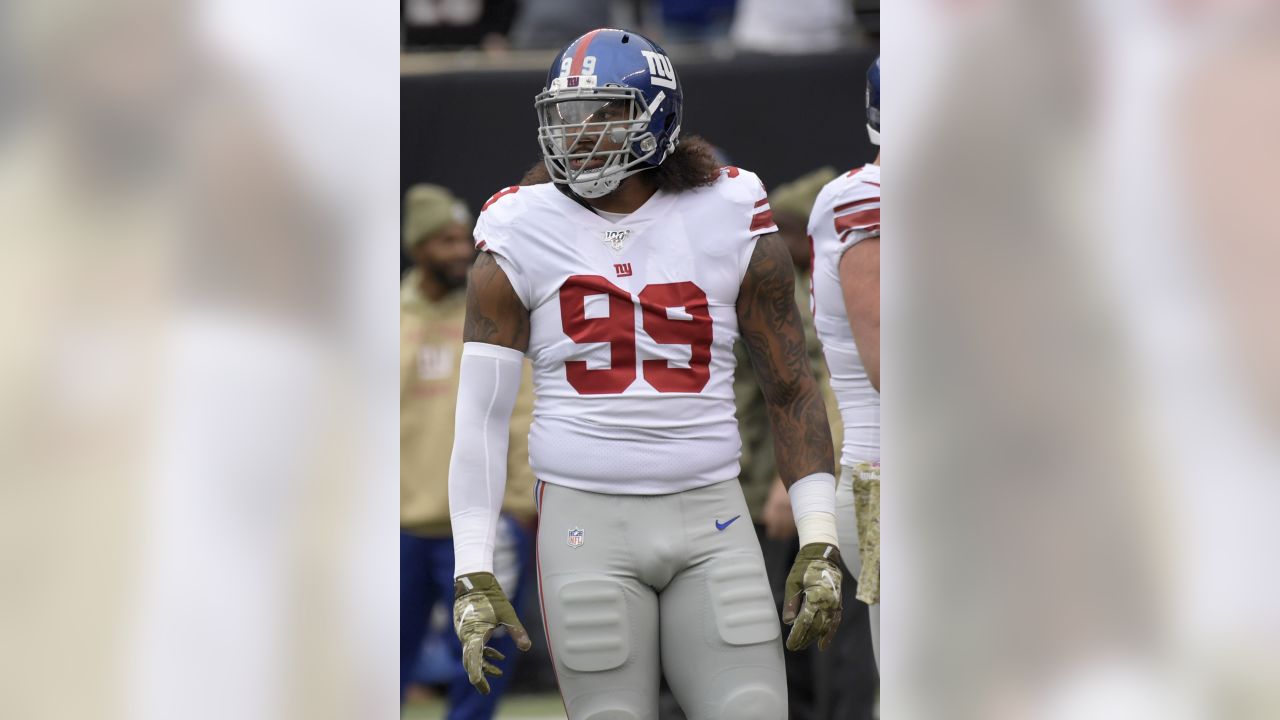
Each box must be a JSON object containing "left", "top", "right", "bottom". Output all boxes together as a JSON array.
[
  {"left": 446, "top": 28, "right": 844, "bottom": 718},
  {"left": 808, "top": 57, "right": 881, "bottom": 666}
]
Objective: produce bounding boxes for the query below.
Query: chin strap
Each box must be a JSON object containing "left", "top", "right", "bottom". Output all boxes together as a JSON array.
[
  {"left": 567, "top": 162, "right": 660, "bottom": 200},
  {"left": 570, "top": 173, "right": 622, "bottom": 199}
]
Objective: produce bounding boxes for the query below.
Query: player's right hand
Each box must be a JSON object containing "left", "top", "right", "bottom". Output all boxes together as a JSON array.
[{"left": 453, "top": 571, "right": 532, "bottom": 694}]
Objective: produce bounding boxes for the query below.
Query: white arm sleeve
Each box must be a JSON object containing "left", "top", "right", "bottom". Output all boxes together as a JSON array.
[{"left": 448, "top": 342, "right": 526, "bottom": 576}]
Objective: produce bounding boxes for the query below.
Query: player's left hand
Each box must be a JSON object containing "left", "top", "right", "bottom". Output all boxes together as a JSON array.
[
  {"left": 782, "top": 542, "right": 843, "bottom": 651},
  {"left": 453, "top": 571, "right": 532, "bottom": 694}
]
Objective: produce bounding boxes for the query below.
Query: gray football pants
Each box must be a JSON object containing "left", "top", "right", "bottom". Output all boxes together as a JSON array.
[{"left": 535, "top": 479, "right": 787, "bottom": 720}]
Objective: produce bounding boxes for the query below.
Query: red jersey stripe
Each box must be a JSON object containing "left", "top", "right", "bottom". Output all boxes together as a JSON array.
[
  {"left": 754, "top": 198, "right": 769, "bottom": 208},
  {"left": 481, "top": 185, "right": 519, "bottom": 212},
  {"left": 750, "top": 209, "right": 775, "bottom": 232},
  {"left": 834, "top": 208, "right": 880, "bottom": 234},
  {"left": 834, "top": 197, "right": 879, "bottom": 214}
]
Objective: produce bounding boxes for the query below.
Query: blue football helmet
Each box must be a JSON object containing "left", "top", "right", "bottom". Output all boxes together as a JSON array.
[
  {"left": 866, "top": 56, "right": 880, "bottom": 146},
  {"left": 535, "top": 29, "right": 683, "bottom": 198}
]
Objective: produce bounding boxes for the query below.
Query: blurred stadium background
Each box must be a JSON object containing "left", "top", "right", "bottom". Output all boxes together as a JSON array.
[{"left": 5, "top": 0, "right": 1278, "bottom": 718}]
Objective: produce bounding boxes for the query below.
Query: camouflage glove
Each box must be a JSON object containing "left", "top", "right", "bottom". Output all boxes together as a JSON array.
[
  {"left": 782, "top": 542, "right": 844, "bottom": 651},
  {"left": 453, "top": 572, "right": 532, "bottom": 694},
  {"left": 853, "top": 466, "right": 881, "bottom": 605}
]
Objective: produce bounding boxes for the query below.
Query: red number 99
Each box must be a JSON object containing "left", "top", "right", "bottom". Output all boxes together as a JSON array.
[{"left": 558, "top": 275, "right": 711, "bottom": 395}]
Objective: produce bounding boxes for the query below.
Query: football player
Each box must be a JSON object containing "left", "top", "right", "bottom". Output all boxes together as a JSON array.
[
  {"left": 807, "top": 57, "right": 881, "bottom": 667},
  {"left": 447, "top": 28, "right": 844, "bottom": 718}
]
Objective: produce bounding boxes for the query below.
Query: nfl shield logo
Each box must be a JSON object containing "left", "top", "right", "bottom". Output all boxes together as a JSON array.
[{"left": 567, "top": 527, "right": 585, "bottom": 548}]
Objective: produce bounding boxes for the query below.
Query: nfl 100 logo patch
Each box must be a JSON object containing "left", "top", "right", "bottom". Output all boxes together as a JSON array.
[
  {"left": 600, "top": 227, "right": 632, "bottom": 252},
  {"left": 567, "top": 527, "right": 585, "bottom": 548}
]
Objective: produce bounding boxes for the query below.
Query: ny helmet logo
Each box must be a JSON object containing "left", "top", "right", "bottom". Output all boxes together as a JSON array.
[
  {"left": 614, "top": 263, "right": 633, "bottom": 278},
  {"left": 640, "top": 50, "right": 677, "bottom": 89}
]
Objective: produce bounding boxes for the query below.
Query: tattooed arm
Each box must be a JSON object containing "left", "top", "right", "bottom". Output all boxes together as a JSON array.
[
  {"left": 464, "top": 252, "right": 530, "bottom": 351},
  {"left": 737, "top": 234, "right": 835, "bottom": 488},
  {"left": 741, "top": 234, "right": 844, "bottom": 652}
]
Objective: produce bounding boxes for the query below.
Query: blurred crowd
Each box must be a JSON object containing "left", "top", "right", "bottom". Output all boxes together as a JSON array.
[{"left": 401, "top": 0, "right": 878, "bottom": 54}]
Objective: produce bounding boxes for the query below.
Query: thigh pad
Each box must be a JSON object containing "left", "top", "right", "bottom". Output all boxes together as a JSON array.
[
  {"left": 706, "top": 556, "right": 780, "bottom": 646},
  {"left": 554, "top": 579, "right": 630, "bottom": 673}
]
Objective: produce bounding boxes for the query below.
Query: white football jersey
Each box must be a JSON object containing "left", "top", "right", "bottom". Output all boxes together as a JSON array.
[
  {"left": 809, "top": 164, "right": 880, "bottom": 466},
  {"left": 474, "top": 167, "right": 777, "bottom": 495}
]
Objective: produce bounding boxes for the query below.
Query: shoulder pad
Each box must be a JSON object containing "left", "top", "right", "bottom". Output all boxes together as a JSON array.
[{"left": 712, "top": 165, "right": 770, "bottom": 205}]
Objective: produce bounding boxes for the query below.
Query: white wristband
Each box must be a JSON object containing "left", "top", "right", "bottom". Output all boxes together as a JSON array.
[{"left": 788, "top": 472, "right": 840, "bottom": 548}]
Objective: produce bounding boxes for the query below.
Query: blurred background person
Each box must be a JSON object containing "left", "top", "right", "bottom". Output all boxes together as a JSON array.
[
  {"left": 889, "top": 7, "right": 1170, "bottom": 716},
  {"left": 0, "top": 4, "right": 190, "bottom": 717},
  {"left": 401, "top": 184, "right": 537, "bottom": 717},
  {"left": 1, "top": 3, "right": 373, "bottom": 719}
]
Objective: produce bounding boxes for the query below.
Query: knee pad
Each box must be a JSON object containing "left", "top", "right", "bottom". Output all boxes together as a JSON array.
[
  {"left": 719, "top": 683, "right": 785, "bottom": 720},
  {"left": 706, "top": 557, "right": 779, "bottom": 646},
  {"left": 578, "top": 708, "right": 640, "bottom": 720},
  {"left": 555, "top": 579, "right": 629, "bottom": 672},
  {"left": 569, "top": 689, "right": 649, "bottom": 720}
]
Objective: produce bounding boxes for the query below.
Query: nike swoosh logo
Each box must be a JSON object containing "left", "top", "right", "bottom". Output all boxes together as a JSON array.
[
  {"left": 821, "top": 568, "right": 838, "bottom": 591},
  {"left": 456, "top": 604, "right": 476, "bottom": 632},
  {"left": 715, "top": 515, "right": 741, "bottom": 531}
]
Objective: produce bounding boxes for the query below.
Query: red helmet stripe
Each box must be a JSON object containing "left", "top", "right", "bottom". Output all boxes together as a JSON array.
[{"left": 569, "top": 29, "right": 603, "bottom": 75}]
